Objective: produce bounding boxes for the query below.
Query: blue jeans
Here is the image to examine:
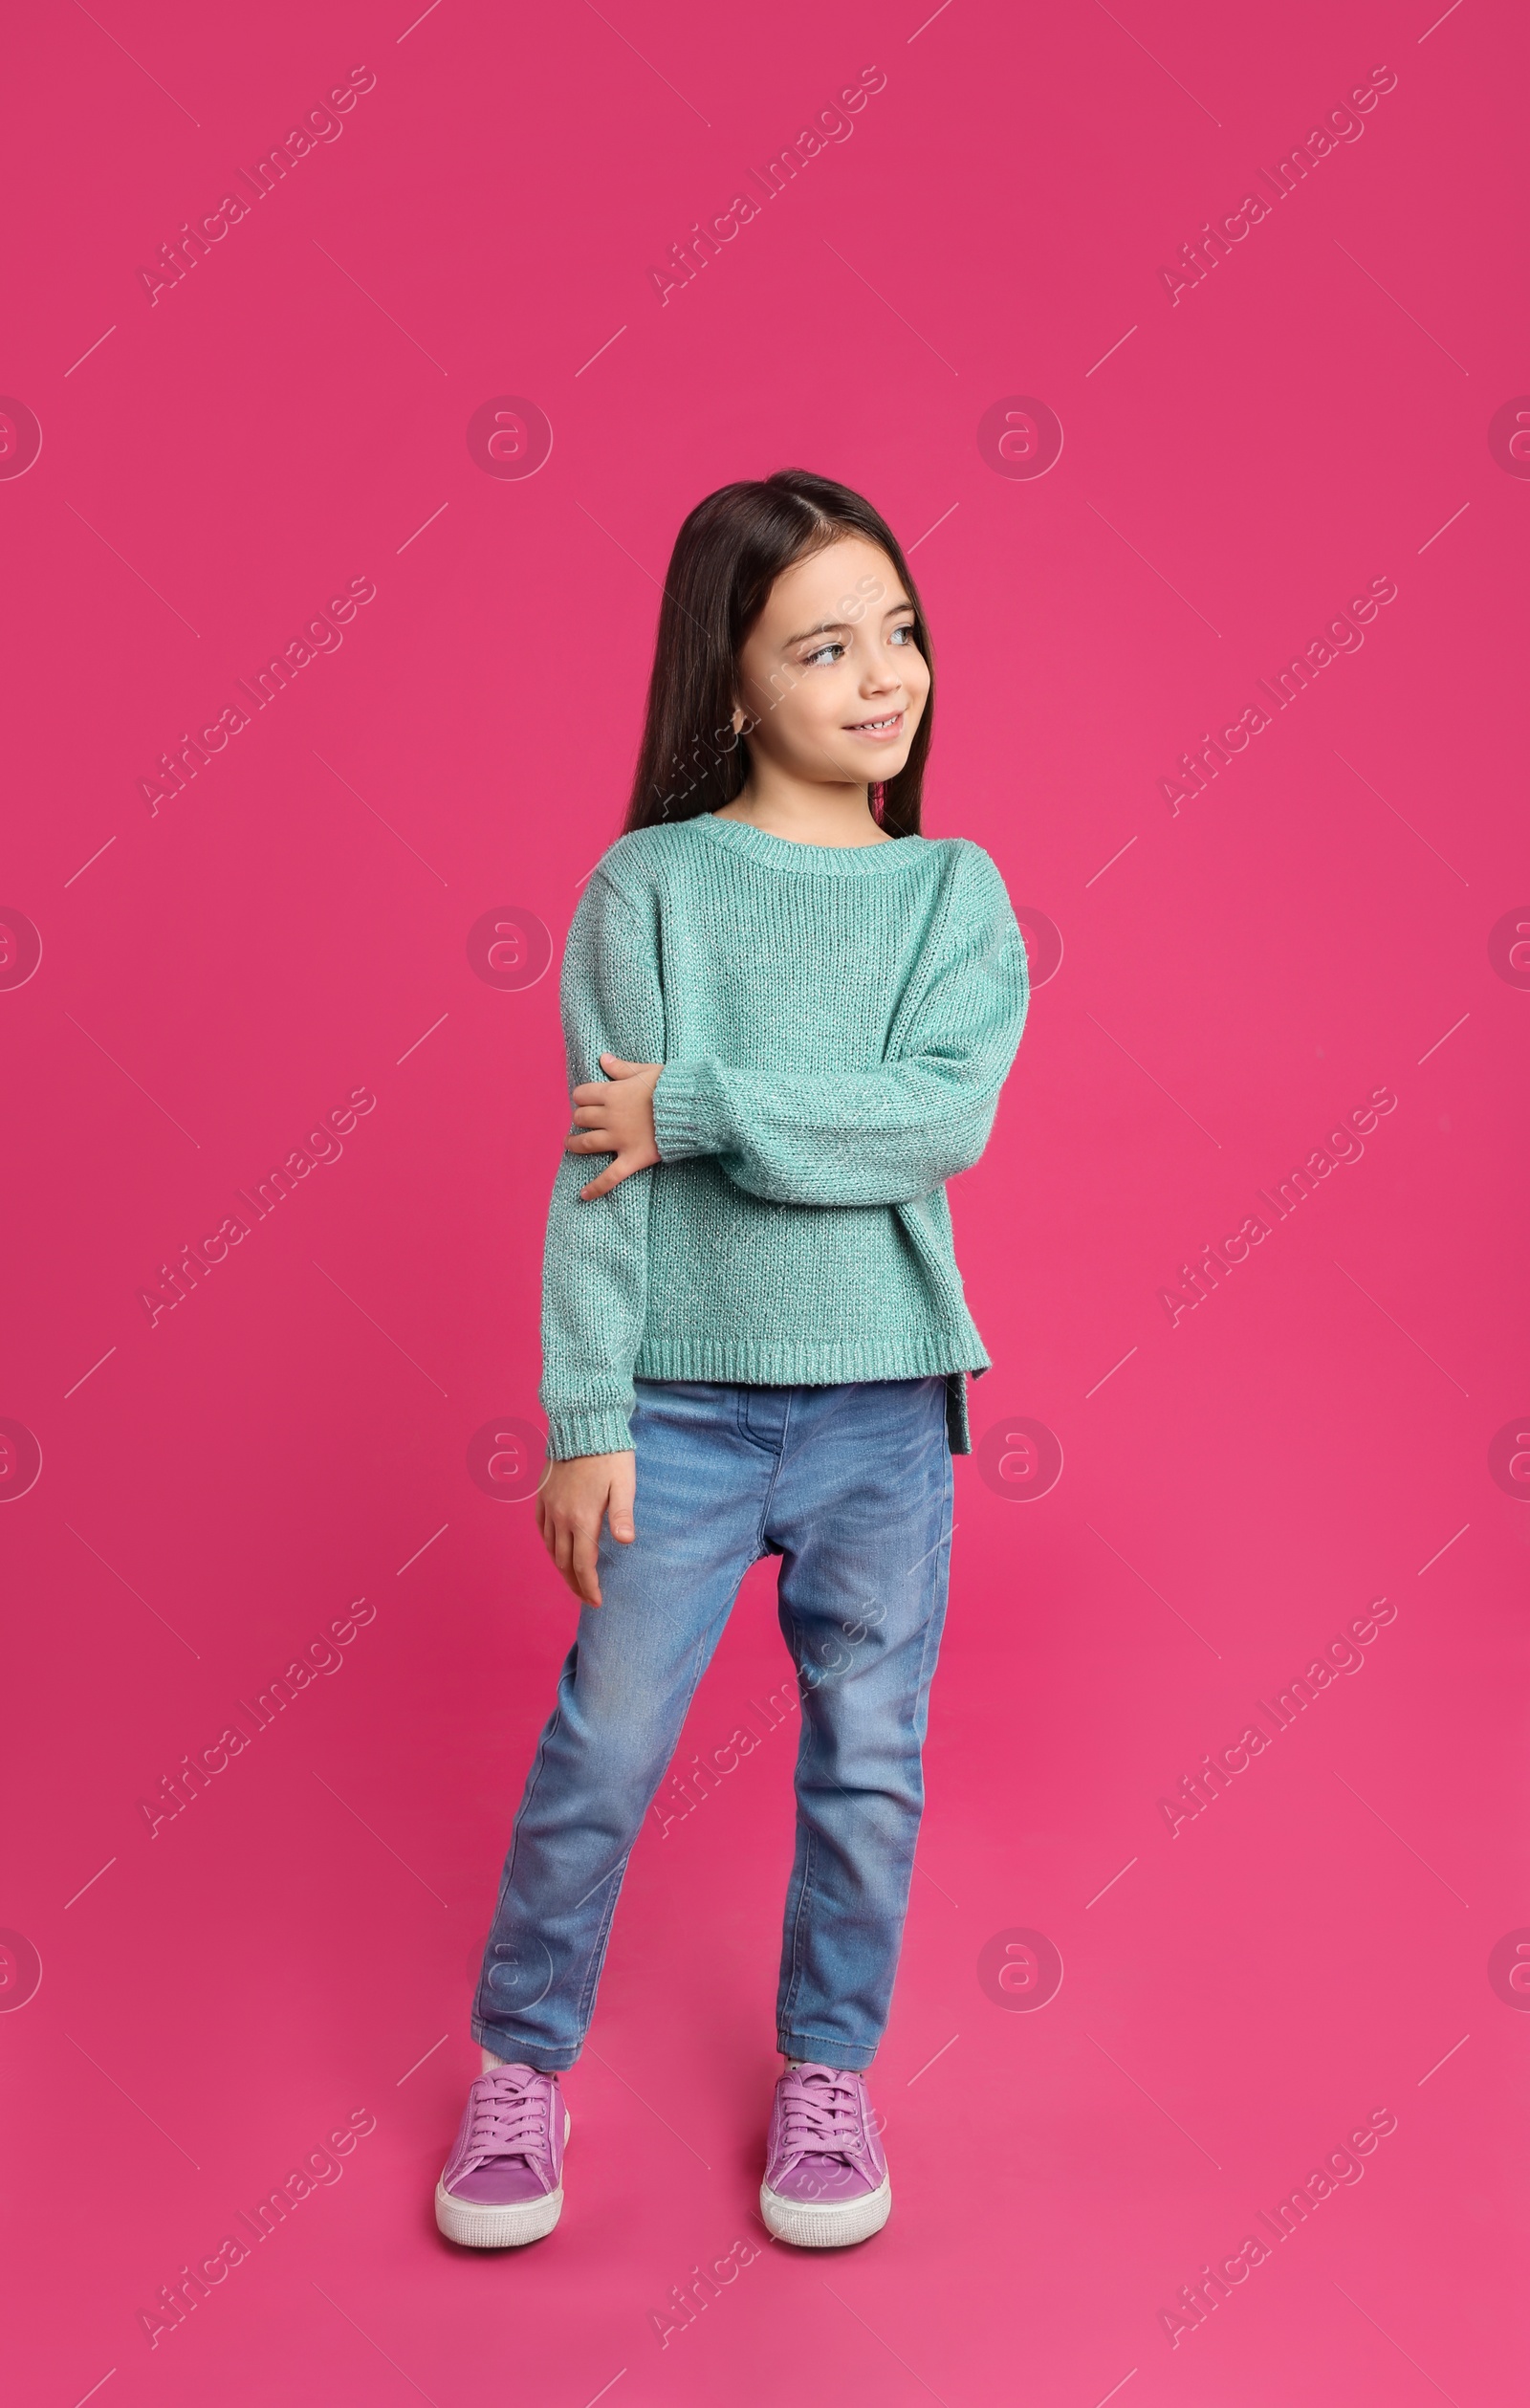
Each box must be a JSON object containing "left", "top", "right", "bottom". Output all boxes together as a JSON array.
[{"left": 473, "top": 1375, "right": 954, "bottom": 2073}]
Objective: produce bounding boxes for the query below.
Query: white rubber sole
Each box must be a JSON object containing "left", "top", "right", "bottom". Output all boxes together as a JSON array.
[
  {"left": 759, "top": 2171, "right": 892, "bottom": 2248},
  {"left": 435, "top": 2108, "right": 571, "bottom": 2249}
]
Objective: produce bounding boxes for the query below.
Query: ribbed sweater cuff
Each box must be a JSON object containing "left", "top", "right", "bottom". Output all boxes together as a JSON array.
[
  {"left": 652, "top": 1060, "right": 723, "bottom": 1162},
  {"left": 544, "top": 1404, "right": 636, "bottom": 1461}
]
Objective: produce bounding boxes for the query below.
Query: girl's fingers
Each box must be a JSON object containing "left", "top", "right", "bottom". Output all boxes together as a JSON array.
[
  {"left": 541, "top": 1509, "right": 604, "bottom": 1606},
  {"left": 607, "top": 1456, "right": 637, "bottom": 1544},
  {"left": 579, "top": 1155, "right": 636, "bottom": 1199},
  {"left": 539, "top": 1500, "right": 567, "bottom": 1568},
  {"left": 570, "top": 1522, "right": 602, "bottom": 1607},
  {"left": 557, "top": 1521, "right": 589, "bottom": 1592}
]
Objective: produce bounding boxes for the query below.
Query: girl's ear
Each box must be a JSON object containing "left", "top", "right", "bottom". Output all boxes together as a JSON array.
[{"left": 731, "top": 704, "right": 747, "bottom": 736}]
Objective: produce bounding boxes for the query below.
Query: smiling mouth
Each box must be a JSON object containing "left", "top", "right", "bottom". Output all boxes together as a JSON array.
[{"left": 845, "top": 711, "right": 904, "bottom": 738}]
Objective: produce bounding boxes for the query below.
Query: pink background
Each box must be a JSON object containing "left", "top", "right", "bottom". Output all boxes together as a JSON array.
[{"left": 3, "top": 0, "right": 1526, "bottom": 2400}]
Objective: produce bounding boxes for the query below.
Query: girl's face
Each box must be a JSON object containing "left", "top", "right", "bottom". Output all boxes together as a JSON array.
[{"left": 732, "top": 535, "right": 929, "bottom": 791}]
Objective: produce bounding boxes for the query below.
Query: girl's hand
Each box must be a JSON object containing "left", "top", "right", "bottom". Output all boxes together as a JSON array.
[
  {"left": 566, "top": 1054, "right": 662, "bottom": 1198},
  {"left": 536, "top": 1450, "right": 636, "bottom": 1608}
]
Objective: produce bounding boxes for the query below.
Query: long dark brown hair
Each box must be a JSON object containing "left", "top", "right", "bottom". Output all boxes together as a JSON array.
[{"left": 623, "top": 469, "right": 934, "bottom": 839}]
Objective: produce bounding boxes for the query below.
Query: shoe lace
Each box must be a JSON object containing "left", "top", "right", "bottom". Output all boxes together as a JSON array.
[
  {"left": 465, "top": 2069, "right": 550, "bottom": 2167},
  {"left": 779, "top": 2069, "right": 864, "bottom": 2161}
]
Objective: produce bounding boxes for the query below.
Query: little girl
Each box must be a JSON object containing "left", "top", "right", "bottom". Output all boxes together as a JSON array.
[{"left": 436, "top": 469, "right": 1029, "bottom": 2250}]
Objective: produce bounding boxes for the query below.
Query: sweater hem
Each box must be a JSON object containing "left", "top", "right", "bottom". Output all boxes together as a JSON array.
[{"left": 632, "top": 1331, "right": 990, "bottom": 1388}]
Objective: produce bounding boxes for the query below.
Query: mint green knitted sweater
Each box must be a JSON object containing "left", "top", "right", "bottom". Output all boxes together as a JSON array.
[{"left": 539, "top": 812, "right": 1029, "bottom": 1460}]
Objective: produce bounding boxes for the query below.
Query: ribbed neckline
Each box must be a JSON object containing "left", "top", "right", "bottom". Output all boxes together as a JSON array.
[{"left": 692, "top": 812, "right": 930, "bottom": 877}]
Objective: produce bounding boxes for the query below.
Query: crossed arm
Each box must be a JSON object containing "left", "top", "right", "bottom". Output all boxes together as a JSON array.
[
  {"left": 537, "top": 854, "right": 1028, "bottom": 1606},
  {"left": 567, "top": 884, "right": 1028, "bottom": 1207},
  {"left": 564, "top": 1042, "right": 1017, "bottom": 1205}
]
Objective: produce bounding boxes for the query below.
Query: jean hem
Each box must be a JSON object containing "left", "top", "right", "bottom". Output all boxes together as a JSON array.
[
  {"left": 777, "top": 2031, "right": 880, "bottom": 2073},
  {"left": 471, "top": 2018, "right": 581, "bottom": 2074}
]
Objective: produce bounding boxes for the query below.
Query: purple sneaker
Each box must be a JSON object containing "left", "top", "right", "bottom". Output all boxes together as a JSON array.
[
  {"left": 761, "top": 2063, "right": 890, "bottom": 2246},
  {"left": 435, "top": 2064, "right": 569, "bottom": 2248}
]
